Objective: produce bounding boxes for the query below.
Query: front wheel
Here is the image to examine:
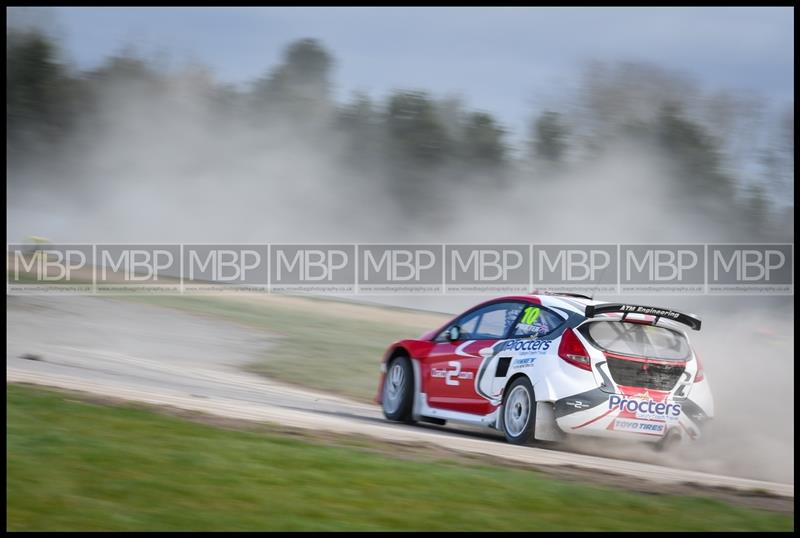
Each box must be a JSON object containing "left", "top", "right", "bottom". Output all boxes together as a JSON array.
[
  {"left": 500, "top": 376, "right": 537, "bottom": 445},
  {"left": 382, "top": 356, "right": 415, "bottom": 423}
]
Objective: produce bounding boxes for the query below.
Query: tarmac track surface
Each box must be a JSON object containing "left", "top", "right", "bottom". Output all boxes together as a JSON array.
[{"left": 6, "top": 295, "right": 793, "bottom": 499}]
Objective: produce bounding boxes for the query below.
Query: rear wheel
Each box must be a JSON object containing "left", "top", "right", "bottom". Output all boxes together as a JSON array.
[
  {"left": 382, "top": 356, "right": 415, "bottom": 423},
  {"left": 653, "top": 427, "right": 682, "bottom": 452},
  {"left": 501, "top": 376, "right": 537, "bottom": 445}
]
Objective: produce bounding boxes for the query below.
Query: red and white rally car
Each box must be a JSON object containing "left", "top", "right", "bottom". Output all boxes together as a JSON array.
[{"left": 376, "top": 292, "right": 713, "bottom": 447}]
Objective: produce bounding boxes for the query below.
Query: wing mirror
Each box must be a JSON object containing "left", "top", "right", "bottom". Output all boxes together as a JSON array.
[
  {"left": 446, "top": 325, "right": 461, "bottom": 341},
  {"left": 479, "top": 347, "right": 495, "bottom": 359}
]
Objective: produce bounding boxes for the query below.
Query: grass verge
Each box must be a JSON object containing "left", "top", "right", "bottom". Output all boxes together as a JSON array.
[{"left": 7, "top": 384, "right": 793, "bottom": 531}]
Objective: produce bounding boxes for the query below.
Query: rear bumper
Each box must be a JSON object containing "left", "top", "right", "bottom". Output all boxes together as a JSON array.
[{"left": 553, "top": 390, "right": 711, "bottom": 442}]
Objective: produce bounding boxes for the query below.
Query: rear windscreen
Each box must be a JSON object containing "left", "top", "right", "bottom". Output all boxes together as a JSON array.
[{"left": 581, "top": 321, "right": 690, "bottom": 360}]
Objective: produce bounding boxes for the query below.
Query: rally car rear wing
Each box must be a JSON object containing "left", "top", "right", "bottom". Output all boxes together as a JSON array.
[{"left": 583, "top": 303, "right": 702, "bottom": 331}]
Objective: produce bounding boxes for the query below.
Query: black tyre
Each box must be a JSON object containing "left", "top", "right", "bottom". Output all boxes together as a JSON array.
[
  {"left": 382, "top": 355, "right": 415, "bottom": 423},
  {"left": 500, "top": 376, "right": 537, "bottom": 445},
  {"left": 653, "top": 428, "right": 682, "bottom": 452}
]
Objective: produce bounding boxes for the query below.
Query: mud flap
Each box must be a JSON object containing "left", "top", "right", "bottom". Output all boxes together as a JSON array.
[
  {"left": 534, "top": 402, "right": 563, "bottom": 441},
  {"left": 410, "top": 358, "right": 423, "bottom": 421}
]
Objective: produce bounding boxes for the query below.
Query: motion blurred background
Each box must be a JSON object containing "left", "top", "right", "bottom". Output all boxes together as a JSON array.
[
  {"left": 5, "top": 6, "right": 795, "bottom": 530},
  {"left": 7, "top": 7, "right": 793, "bottom": 246}
]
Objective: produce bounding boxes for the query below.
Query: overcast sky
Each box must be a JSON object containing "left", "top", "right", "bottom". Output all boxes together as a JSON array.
[{"left": 7, "top": 6, "right": 795, "bottom": 142}]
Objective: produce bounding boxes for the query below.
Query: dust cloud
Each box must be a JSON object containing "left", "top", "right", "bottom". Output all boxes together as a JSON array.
[{"left": 557, "top": 303, "right": 794, "bottom": 484}]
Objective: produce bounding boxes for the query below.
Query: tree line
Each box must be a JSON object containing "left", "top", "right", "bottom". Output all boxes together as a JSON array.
[{"left": 6, "top": 30, "right": 793, "bottom": 239}]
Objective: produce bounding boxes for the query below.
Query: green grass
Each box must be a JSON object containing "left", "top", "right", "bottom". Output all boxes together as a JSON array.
[
  {"left": 127, "top": 295, "right": 437, "bottom": 402},
  {"left": 6, "top": 384, "right": 793, "bottom": 531}
]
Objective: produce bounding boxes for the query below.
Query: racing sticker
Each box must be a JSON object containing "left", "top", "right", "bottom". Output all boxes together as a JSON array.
[
  {"left": 607, "top": 393, "right": 682, "bottom": 422},
  {"left": 515, "top": 306, "right": 543, "bottom": 335},
  {"left": 510, "top": 357, "right": 537, "bottom": 369},
  {"left": 610, "top": 418, "right": 666, "bottom": 435},
  {"left": 497, "top": 339, "right": 551, "bottom": 354},
  {"left": 431, "top": 360, "right": 474, "bottom": 386}
]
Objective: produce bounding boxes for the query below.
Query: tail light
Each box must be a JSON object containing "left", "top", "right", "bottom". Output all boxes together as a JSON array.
[
  {"left": 693, "top": 350, "right": 705, "bottom": 383},
  {"left": 558, "top": 327, "right": 592, "bottom": 371}
]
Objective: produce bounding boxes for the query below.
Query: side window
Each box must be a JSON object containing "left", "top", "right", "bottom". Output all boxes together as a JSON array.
[
  {"left": 439, "top": 302, "right": 525, "bottom": 341},
  {"left": 475, "top": 307, "right": 514, "bottom": 338},
  {"left": 460, "top": 314, "right": 478, "bottom": 337},
  {"left": 512, "top": 306, "right": 565, "bottom": 338}
]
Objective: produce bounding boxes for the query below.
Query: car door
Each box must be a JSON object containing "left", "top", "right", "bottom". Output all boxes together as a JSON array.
[{"left": 424, "top": 301, "right": 526, "bottom": 415}]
